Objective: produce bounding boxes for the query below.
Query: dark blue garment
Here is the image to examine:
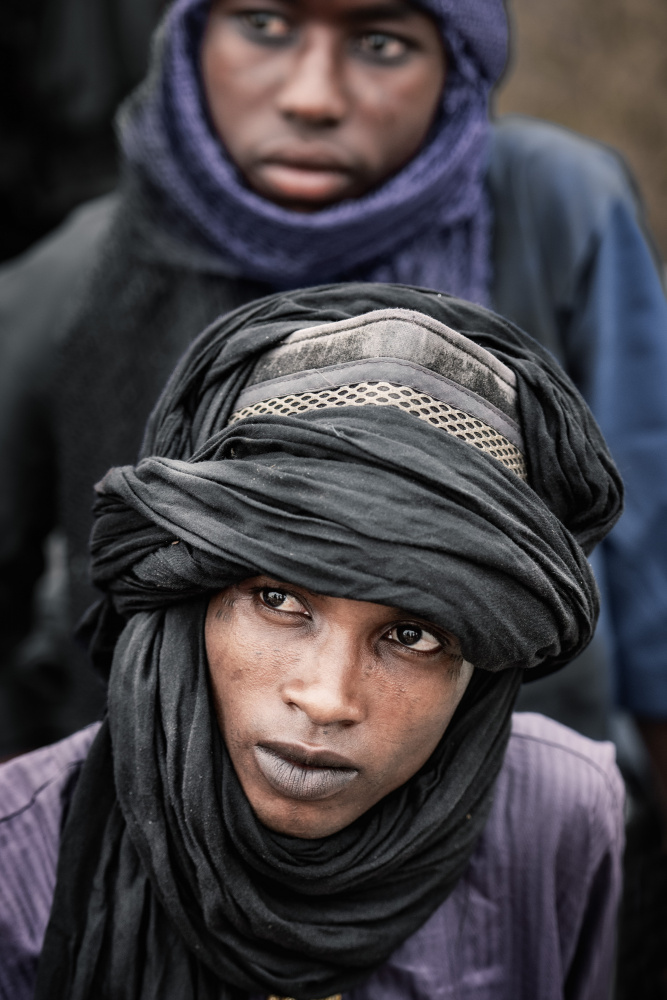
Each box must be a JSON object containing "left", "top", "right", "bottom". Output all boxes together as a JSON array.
[
  {"left": 0, "top": 714, "right": 623, "bottom": 1000},
  {"left": 490, "top": 117, "right": 667, "bottom": 718}
]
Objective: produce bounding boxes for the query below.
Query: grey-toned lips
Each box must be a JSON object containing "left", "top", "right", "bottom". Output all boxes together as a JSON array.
[{"left": 255, "top": 745, "right": 358, "bottom": 801}]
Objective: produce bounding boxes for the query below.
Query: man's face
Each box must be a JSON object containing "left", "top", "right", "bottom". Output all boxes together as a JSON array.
[
  {"left": 201, "top": 0, "right": 446, "bottom": 210},
  {"left": 206, "top": 577, "right": 473, "bottom": 838}
]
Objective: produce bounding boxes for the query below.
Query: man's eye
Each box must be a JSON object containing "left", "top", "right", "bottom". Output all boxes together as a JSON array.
[
  {"left": 355, "top": 32, "right": 408, "bottom": 61},
  {"left": 240, "top": 11, "right": 291, "bottom": 38},
  {"left": 260, "top": 588, "right": 305, "bottom": 612},
  {"left": 387, "top": 625, "right": 442, "bottom": 652}
]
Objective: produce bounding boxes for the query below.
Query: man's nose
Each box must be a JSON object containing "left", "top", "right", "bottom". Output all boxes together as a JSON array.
[
  {"left": 276, "top": 29, "right": 347, "bottom": 127},
  {"left": 281, "top": 640, "right": 365, "bottom": 727}
]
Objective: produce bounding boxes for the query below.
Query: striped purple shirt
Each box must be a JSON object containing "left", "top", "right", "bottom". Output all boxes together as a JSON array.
[{"left": 0, "top": 714, "right": 623, "bottom": 1000}]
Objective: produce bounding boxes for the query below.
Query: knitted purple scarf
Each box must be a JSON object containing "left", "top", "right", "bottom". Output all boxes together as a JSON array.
[{"left": 119, "top": 0, "right": 508, "bottom": 304}]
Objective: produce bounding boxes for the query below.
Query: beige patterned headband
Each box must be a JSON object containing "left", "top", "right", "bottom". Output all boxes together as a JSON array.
[{"left": 229, "top": 309, "right": 527, "bottom": 481}]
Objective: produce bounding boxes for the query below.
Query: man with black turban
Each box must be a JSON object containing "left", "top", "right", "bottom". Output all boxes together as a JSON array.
[{"left": 0, "top": 286, "right": 623, "bottom": 999}]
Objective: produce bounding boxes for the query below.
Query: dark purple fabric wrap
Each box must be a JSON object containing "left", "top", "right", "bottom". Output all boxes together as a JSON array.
[{"left": 119, "top": 0, "right": 508, "bottom": 302}]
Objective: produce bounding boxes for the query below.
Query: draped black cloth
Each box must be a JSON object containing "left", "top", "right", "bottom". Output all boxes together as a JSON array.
[{"left": 36, "top": 284, "right": 622, "bottom": 1000}]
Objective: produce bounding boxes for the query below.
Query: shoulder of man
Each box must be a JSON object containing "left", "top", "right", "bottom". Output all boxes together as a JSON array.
[
  {"left": 0, "top": 723, "right": 100, "bottom": 1000},
  {"left": 505, "top": 711, "right": 624, "bottom": 827},
  {"left": 458, "top": 713, "right": 623, "bottom": 991},
  {"left": 0, "top": 193, "right": 119, "bottom": 361},
  {"left": 489, "top": 114, "right": 638, "bottom": 226},
  {"left": 488, "top": 115, "right": 648, "bottom": 290},
  {"left": 492, "top": 711, "right": 624, "bottom": 933},
  {"left": 481, "top": 713, "right": 624, "bottom": 887},
  {"left": 487, "top": 115, "right": 656, "bottom": 356}
]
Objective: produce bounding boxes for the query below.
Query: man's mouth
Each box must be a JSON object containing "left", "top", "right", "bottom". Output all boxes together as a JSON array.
[
  {"left": 255, "top": 160, "right": 352, "bottom": 205},
  {"left": 249, "top": 144, "right": 358, "bottom": 206},
  {"left": 254, "top": 742, "right": 359, "bottom": 800}
]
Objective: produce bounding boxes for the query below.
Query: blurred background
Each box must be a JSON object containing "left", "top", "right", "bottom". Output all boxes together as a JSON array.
[
  {"left": 0, "top": 0, "right": 665, "bottom": 264},
  {"left": 0, "top": 0, "right": 166, "bottom": 262},
  {"left": 497, "top": 0, "right": 667, "bottom": 259}
]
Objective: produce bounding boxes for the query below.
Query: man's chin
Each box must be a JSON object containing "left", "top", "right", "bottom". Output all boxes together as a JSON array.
[{"left": 254, "top": 798, "right": 359, "bottom": 840}]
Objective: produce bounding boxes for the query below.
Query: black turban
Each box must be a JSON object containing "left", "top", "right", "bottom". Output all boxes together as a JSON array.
[{"left": 36, "top": 284, "right": 622, "bottom": 1000}]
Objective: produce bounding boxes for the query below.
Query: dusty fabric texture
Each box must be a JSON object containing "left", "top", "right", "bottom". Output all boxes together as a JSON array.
[
  {"left": 227, "top": 308, "right": 527, "bottom": 477},
  {"left": 118, "top": 0, "right": 508, "bottom": 302},
  {"left": 236, "top": 308, "right": 524, "bottom": 440},
  {"left": 35, "top": 285, "right": 621, "bottom": 999}
]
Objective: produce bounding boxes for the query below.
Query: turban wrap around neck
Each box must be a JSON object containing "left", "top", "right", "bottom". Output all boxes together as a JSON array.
[{"left": 36, "top": 284, "right": 622, "bottom": 1000}]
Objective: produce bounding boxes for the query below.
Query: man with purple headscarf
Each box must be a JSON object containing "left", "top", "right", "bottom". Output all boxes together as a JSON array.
[
  {"left": 0, "top": 0, "right": 666, "bottom": 804},
  {"left": 122, "top": 0, "right": 500, "bottom": 301}
]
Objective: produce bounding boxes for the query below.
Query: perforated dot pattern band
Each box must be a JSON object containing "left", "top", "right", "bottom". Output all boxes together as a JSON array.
[{"left": 229, "top": 381, "right": 528, "bottom": 480}]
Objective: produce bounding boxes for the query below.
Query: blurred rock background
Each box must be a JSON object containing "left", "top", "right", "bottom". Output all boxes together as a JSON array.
[{"left": 497, "top": 0, "right": 667, "bottom": 258}]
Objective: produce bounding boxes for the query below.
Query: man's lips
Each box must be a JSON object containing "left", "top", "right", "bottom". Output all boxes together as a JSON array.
[
  {"left": 260, "top": 740, "right": 356, "bottom": 768},
  {"left": 249, "top": 146, "right": 357, "bottom": 203},
  {"left": 254, "top": 741, "right": 359, "bottom": 801},
  {"left": 257, "top": 140, "right": 355, "bottom": 171},
  {"left": 255, "top": 161, "right": 352, "bottom": 203}
]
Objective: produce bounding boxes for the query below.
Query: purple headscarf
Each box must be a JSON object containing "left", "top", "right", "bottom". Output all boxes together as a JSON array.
[{"left": 119, "top": 0, "right": 508, "bottom": 304}]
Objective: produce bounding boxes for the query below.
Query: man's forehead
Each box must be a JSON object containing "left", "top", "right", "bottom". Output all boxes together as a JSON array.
[{"left": 243, "top": 0, "right": 429, "bottom": 22}]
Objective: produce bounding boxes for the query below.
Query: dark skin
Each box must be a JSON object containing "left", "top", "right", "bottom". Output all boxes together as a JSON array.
[
  {"left": 206, "top": 577, "right": 472, "bottom": 838},
  {"left": 201, "top": 0, "right": 446, "bottom": 210}
]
